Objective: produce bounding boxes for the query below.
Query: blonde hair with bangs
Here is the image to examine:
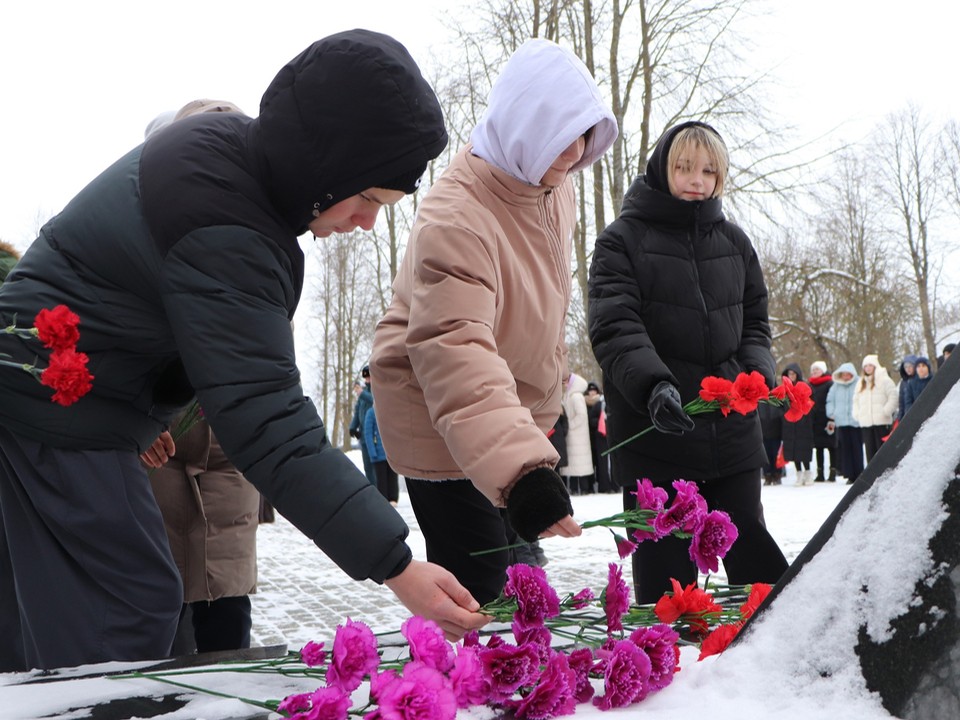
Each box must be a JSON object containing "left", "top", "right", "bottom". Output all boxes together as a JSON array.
[{"left": 666, "top": 126, "right": 729, "bottom": 198}]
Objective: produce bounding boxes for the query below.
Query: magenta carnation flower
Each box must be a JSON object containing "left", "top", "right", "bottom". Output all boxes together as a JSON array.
[
  {"left": 278, "top": 692, "right": 312, "bottom": 716},
  {"left": 628, "top": 624, "right": 679, "bottom": 692},
  {"left": 653, "top": 480, "right": 708, "bottom": 537},
  {"left": 402, "top": 616, "right": 454, "bottom": 673},
  {"left": 449, "top": 645, "right": 490, "bottom": 708},
  {"left": 370, "top": 662, "right": 457, "bottom": 720},
  {"left": 305, "top": 686, "right": 352, "bottom": 720},
  {"left": 570, "top": 588, "right": 595, "bottom": 609},
  {"left": 327, "top": 618, "right": 380, "bottom": 693},
  {"left": 631, "top": 479, "right": 669, "bottom": 543},
  {"left": 504, "top": 563, "right": 561, "bottom": 629},
  {"left": 592, "top": 639, "right": 652, "bottom": 710},
  {"left": 512, "top": 622, "right": 552, "bottom": 662},
  {"left": 479, "top": 640, "right": 542, "bottom": 703},
  {"left": 603, "top": 563, "right": 631, "bottom": 634},
  {"left": 689, "top": 510, "right": 739, "bottom": 574},
  {"left": 509, "top": 651, "right": 578, "bottom": 720},
  {"left": 566, "top": 647, "right": 596, "bottom": 703},
  {"left": 299, "top": 640, "right": 327, "bottom": 668},
  {"left": 611, "top": 530, "right": 638, "bottom": 559}
]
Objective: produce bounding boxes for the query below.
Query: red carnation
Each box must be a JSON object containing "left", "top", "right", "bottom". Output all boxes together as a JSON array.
[
  {"left": 654, "top": 578, "right": 722, "bottom": 637},
  {"left": 39, "top": 348, "right": 93, "bottom": 406},
  {"left": 34, "top": 305, "right": 81, "bottom": 351},
  {"left": 772, "top": 376, "right": 815, "bottom": 422},
  {"left": 698, "top": 376, "right": 734, "bottom": 415},
  {"left": 740, "top": 582, "right": 773, "bottom": 621},
  {"left": 697, "top": 623, "right": 742, "bottom": 661},
  {"left": 729, "top": 371, "right": 770, "bottom": 415}
]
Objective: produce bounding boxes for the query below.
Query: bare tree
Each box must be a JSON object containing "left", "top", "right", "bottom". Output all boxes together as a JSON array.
[
  {"left": 302, "top": 232, "right": 383, "bottom": 450},
  {"left": 763, "top": 150, "right": 907, "bottom": 372},
  {"left": 875, "top": 106, "right": 943, "bottom": 361}
]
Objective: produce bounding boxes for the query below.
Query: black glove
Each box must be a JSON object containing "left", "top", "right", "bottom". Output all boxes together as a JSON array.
[
  {"left": 647, "top": 381, "right": 695, "bottom": 435},
  {"left": 506, "top": 467, "right": 574, "bottom": 543},
  {"left": 349, "top": 429, "right": 360, "bottom": 440}
]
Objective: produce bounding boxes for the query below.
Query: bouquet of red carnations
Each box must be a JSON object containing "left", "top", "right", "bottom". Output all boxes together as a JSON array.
[{"left": 1, "top": 304, "right": 93, "bottom": 406}]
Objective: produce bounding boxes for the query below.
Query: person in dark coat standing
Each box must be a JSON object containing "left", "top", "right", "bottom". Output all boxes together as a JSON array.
[
  {"left": 585, "top": 381, "right": 614, "bottom": 493},
  {"left": 0, "top": 30, "right": 488, "bottom": 673},
  {"left": 759, "top": 400, "right": 783, "bottom": 486},
  {"left": 896, "top": 354, "right": 917, "bottom": 422},
  {"left": 588, "top": 121, "right": 788, "bottom": 603},
  {"left": 808, "top": 361, "right": 837, "bottom": 482},
  {"left": 780, "top": 363, "right": 814, "bottom": 485},
  {"left": 902, "top": 356, "right": 933, "bottom": 417}
]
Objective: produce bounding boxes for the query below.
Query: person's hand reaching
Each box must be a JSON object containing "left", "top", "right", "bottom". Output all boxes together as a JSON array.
[{"left": 384, "top": 559, "right": 489, "bottom": 641}]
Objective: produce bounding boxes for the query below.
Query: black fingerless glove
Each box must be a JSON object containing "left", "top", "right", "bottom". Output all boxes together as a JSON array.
[
  {"left": 506, "top": 467, "right": 574, "bottom": 542},
  {"left": 647, "top": 381, "right": 695, "bottom": 435}
]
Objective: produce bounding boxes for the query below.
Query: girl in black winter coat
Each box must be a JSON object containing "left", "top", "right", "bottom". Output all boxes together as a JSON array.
[
  {"left": 588, "top": 121, "right": 787, "bottom": 603},
  {"left": 780, "top": 363, "right": 814, "bottom": 485}
]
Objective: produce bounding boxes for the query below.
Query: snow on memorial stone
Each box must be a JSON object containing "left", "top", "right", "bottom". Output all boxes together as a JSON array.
[{"left": 733, "top": 353, "right": 960, "bottom": 719}]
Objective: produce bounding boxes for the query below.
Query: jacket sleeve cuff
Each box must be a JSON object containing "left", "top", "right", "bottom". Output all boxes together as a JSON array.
[{"left": 506, "top": 467, "right": 574, "bottom": 542}]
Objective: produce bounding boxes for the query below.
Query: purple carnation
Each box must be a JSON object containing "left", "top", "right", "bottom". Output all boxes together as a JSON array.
[
  {"left": 504, "top": 563, "right": 561, "bottom": 629},
  {"left": 299, "top": 640, "right": 327, "bottom": 668},
  {"left": 449, "top": 645, "right": 490, "bottom": 708},
  {"left": 509, "top": 651, "right": 578, "bottom": 720},
  {"left": 566, "top": 647, "right": 596, "bottom": 703},
  {"left": 689, "top": 510, "right": 739, "bottom": 574},
  {"left": 653, "top": 480, "right": 708, "bottom": 537},
  {"left": 570, "top": 588, "right": 595, "bottom": 609},
  {"left": 628, "top": 624, "right": 679, "bottom": 692},
  {"left": 609, "top": 530, "right": 637, "bottom": 559},
  {"left": 278, "top": 692, "right": 312, "bottom": 716},
  {"left": 402, "top": 616, "right": 454, "bottom": 673},
  {"left": 327, "top": 618, "right": 380, "bottom": 693},
  {"left": 603, "top": 563, "right": 631, "bottom": 634},
  {"left": 305, "top": 686, "right": 352, "bottom": 720},
  {"left": 592, "top": 640, "right": 652, "bottom": 710},
  {"left": 631, "top": 479, "right": 668, "bottom": 541},
  {"left": 512, "top": 622, "right": 553, "bottom": 663},
  {"left": 479, "top": 640, "right": 542, "bottom": 703},
  {"left": 370, "top": 662, "right": 457, "bottom": 720}
]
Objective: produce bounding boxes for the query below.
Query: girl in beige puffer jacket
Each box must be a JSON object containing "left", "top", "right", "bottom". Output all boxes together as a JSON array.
[{"left": 852, "top": 354, "right": 898, "bottom": 462}]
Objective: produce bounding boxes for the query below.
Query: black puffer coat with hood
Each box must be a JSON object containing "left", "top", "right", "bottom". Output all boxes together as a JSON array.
[
  {"left": 0, "top": 30, "right": 447, "bottom": 583},
  {"left": 588, "top": 121, "right": 775, "bottom": 483}
]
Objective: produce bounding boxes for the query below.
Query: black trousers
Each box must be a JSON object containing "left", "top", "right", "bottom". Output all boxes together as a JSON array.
[
  {"left": 373, "top": 461, "right": 399, "bottom": 503},
  {"left": 814, "top": 445, "right": 836, "bottom": 478},
  {"left": 862, "top": 425, "right": 889, "bottom": 463},
  {"left": 835, "top": 426, "right": 864, "bottom": 480},
  {"left": 404, "top": 477, "right": 509, "bottom": 605},
  {"left": 0, "top": 426, "right": 182, "bottom": 671},
  {"left": 621, "top": 467, "right": 788, "bottom": 604}
]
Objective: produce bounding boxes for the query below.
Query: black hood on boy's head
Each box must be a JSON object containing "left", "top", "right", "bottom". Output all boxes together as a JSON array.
[
  {"left": 255, "top": 29, "right": 448, "bottom": 234},
  {"left": 644, "top": 120, "right": 722, "bottom": 195}
]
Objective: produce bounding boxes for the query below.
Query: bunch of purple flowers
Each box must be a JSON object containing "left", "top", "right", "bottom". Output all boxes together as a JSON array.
[
  {"left": 272, "top": 562, "right": 680, "bottom": 720},
  {"left": 581, "top": 478, "right": 739, "bottom": 574}
]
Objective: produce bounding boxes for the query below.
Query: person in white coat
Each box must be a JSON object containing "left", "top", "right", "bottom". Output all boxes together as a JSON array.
[
  {"left": 852, "top": 354, "right": 898, "bottom": 464},
  {"left": 560, "top": 373, "right": 595, "bottom": 494}
]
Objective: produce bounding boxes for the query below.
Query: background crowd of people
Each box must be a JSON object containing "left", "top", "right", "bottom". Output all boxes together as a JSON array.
[{"left": 762, "top": 349, "right": 951, "bottom": 488}]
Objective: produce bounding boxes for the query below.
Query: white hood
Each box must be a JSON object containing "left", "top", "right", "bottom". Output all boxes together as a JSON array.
[{"left": 469, "top": 38, "right": 618, "bottom": 186}]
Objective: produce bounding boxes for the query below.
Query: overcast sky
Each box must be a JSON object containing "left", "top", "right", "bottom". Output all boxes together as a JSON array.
[{"left": 1, "top": 0, "right": 958, "bottom": 249}]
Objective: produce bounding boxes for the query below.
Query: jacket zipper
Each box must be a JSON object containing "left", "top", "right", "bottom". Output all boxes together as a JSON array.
[{"left": 688, "top": 202, "right": 720, "bottom": 470}]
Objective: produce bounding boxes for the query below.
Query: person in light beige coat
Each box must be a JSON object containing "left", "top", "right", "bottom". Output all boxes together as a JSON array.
[
  {"left": 370, "top": 38, "right": 618, "bottom": 603},
  {"left": 559, "top": 372, "right": 595, "bottom": 494},
  {"left": 852, "top": 353, "right": 898, "bottom": 463}
]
